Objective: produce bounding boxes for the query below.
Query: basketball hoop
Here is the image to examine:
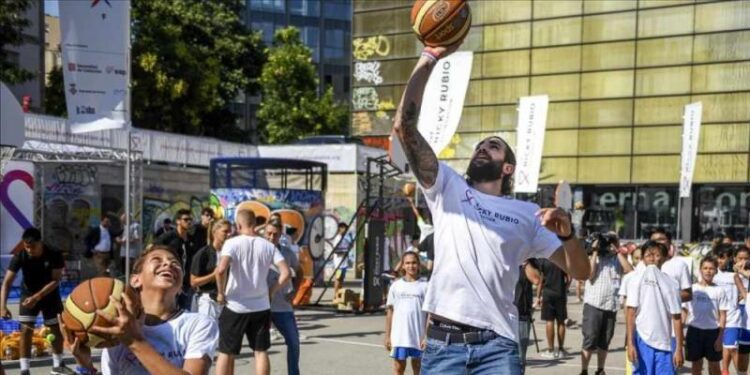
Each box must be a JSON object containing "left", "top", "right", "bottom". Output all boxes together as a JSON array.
[{"left": 0, "top": 145, "right": 16, "bottom": 180}]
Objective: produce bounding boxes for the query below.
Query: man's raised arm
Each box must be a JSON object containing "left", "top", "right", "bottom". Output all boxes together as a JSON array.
[{"left": 393, "top": 45, "right": 460, "bottom": 188}]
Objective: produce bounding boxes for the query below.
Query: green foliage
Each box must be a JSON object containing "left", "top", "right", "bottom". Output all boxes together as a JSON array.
[
  {"left": 257, "top": 27, "right": 349, "bottom": 144},
  {"left": 43, "top": 65, "right": 66, "bottom": 117},
  {"left": 130, "top": 0, "right": 265, "bottom": 141},
  {"left": 0, "top": 0, "right": 35, "bottom": 84}
]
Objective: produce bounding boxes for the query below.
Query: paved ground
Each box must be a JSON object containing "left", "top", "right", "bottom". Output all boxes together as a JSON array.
[{"left": 2, "top": 286, "right": 632, "bottom": 374}]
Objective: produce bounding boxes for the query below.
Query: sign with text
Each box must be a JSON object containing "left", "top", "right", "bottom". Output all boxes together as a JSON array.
[
  {"left": 514, "top": 95, "right": 549, "bottom": 193},
  {"left": 417, "top": 51, "right": 473, "bottom": 155},
  {"left": 679, "top": 102, "right": 702, "bottom": 198},
  {"left": 60, "top": 0, "right": 129, "bottom": 133}
]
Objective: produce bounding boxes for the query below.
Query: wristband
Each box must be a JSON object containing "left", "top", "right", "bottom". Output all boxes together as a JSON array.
[
  {"left": 557, "top": 228, "right": 575, "bottom": 242},
  {"left": 421, "top": 50, "right": 438, "bottom": 63}
]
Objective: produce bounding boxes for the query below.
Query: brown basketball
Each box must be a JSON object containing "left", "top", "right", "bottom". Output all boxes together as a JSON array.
[
  {"left": 411, "top": 0, "right": 471, "bottom": 47},
  {"left": 61, "top": 277, "right": 126, "bottom": 348}
]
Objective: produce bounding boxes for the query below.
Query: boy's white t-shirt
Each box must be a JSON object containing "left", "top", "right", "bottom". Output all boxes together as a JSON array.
[
  {"left": 420, "top": 163, "right": 561, "bottom": 343},
  {"left": 101, "top": 312, "right": 218, "bottom": 374},
  {"left": 626, "top": 265, "right": 682, "bottom": 351},
  {"left": 220, "top": 235, "right": 284, "bottom": 313},
  {"left": 387, "top": 278, "right": 428, "bottom": 349},
  {"left": 661, "top": 256, "right": 692, "bottom": 292},
  {"left": 713, "top": 271, "right": 741, "bottom": 328},
  {"left": 618, "top": 263, "right": 646, "bottom": 301},
  {"left": 687, "top": 282, "right": 731, "bottom": 330}
]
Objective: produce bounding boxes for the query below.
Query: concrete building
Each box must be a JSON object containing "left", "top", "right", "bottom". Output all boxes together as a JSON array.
[
  {"left": 44, "top": 14, "right": 61, "bottom": 86},
  {"left": 351, "top": 0, "right": 750, "bottom": 241},
  {"left": 3, "top": 0, "right": 45, "bottom": 111}
]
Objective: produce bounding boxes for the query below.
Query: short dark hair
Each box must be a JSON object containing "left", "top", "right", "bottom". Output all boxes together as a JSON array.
[
  {"left": 338, "top": 223, "right": 347, "bottom": 230},
  {"left": 714, "top": 243, "right": 735, "bottom": 258},
  {"left": 163, "top": 218, "right": 172, "bottom": 224},
  {"left": 22, "top": 227, "right": 42, "bottom": 243},
  {"left": 649, "top": 227, "right": 672, "bottom": 242},
  {"left": 174, "top": 209, "right": 192, "bottom": 221},
  {"left": 700, "top": 255, "right": 719, "bottom": 269},
  {"left": 641, "top": 240, "right": 668, "bottom": 258},
  {"left": 737, "top": 246, "right": 750, "bottom": 257},
  {"left": 132, "top": 245, "right": 181, "bottom": 275},
  {"left": 201, "top": 207, "right": 214, "bottom": 217},
  {"left": 402, "top": 251, "right": 420, "bottom": 264}
]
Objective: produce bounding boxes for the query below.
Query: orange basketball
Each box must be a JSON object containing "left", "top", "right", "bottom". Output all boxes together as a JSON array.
[
  {"left": 61, "top": 277, "right": 128, "bottom": 348},
  {"left": 403, "top": 182, "right": 416, "bottom": 197},
  {"left": 411, "top": 0, "right": 471, "bottom": 47}
]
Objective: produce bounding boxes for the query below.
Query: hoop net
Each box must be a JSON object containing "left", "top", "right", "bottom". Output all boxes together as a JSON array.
[{"left": 0, "top": 146, "right": 16, "bottom": 180}]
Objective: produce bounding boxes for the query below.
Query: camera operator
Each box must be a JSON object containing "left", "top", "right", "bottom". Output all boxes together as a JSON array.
[{"left": 580, "top": 232, "right": 633, "bottom": 375}]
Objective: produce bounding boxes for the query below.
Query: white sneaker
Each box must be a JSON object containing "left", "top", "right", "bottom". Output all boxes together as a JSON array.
[
  {"left": 270, "top": 328, "right": 283, "bottom": 342},
  {"left": 540, "top": 350, "right": 556, "bottom": 359},
  {"left": 554, "top": 350, "right": 560, "bottom": 359},
  {"left": 558, "top": 349, "right": 569, "bottom": 358}
]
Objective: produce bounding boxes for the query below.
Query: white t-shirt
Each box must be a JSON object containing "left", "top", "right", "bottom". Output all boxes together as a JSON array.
[
  {"left": 387, "top": 278, "right": 428, "bottom": 349},
  {"left": 95, "top": 225, "right": 111, "bottom": 252},
  {"left": 101, "top": 312, "right": 217, "bottom": 374},
  {"left": 687, "top": 282, "right": 731, "bottom": 330},
  {"left": 714, "top": 271, "right": 741, "bottom": 328},
  {"left": 626, "top": 265, "right": 682, "bottom": 351},
  {"left": 417, "top": 218, "right": 434, "bottom": 243},
  {"left": 220, "top": 235, "right": 284, "bottom": 313},
  {"left": 420, "top": 163, "right": 561, "bottom": 342},
  {"left": 618, "top": 263, "right": 646, "bottom": 300},
  {"left": 661, "top": 257, "right": 692, "bottom": 292},
  {"left": 332, "top": 234, "right": 350, "bottom": 270}
]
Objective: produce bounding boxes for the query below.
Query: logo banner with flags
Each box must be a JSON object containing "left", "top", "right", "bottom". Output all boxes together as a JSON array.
[
  {"left": 417, "top": 51, "right": 473, "bottom": 155},
  {"left": 679, "top": 102, "right": 702, "bottom": 198},
  {"left": 60, "top": 0, "right": 129, "bottom": 133},
  {"left": 514, "top": 95, "right": 549, "bottom": 194}
]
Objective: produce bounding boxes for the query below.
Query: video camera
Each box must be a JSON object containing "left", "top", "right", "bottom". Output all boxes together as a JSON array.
[{"left": 584, "top": 232, "right": 619, "bottom": 256}]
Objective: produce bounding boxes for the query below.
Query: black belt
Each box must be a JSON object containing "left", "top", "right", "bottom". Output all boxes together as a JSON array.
[{"left": 427, "top": 325, "right": 499, "bottom": 344}]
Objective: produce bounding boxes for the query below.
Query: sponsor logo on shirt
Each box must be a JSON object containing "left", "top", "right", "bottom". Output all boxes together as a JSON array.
[{"left": 461, "top": 190, "right": 520, "bottom": 225}]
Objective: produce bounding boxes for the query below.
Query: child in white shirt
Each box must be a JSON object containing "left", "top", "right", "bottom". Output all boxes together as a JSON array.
[
  {"left": 385, "top": 251, "right": 428, "bottom": 375},
  {"left": 686, "top": 256, "right": 730, "bottom": 375},
  {"left": 626, "top": 240, "right": 683, "bottom": 375}
]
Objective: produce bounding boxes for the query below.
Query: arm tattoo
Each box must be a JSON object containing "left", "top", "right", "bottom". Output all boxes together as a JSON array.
[{"left": 398, "top": 100, "right": 438, "bottom": 187}]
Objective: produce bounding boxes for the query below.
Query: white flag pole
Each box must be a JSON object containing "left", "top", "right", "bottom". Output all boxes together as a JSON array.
[{"left": 125, "top": 0, "right": 132, "bottom": 281}]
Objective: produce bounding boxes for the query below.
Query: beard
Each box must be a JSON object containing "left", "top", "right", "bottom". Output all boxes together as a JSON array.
[{"left": 466, "top": 158, "right": 504, "bottom": 183}]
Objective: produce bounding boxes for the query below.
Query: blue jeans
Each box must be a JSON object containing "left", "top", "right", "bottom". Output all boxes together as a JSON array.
[
  {"left": 272, "top": 311, "right": 300, "bottom": 375},
  {"left": 422, "top": 335, "right": 522, "bottom": 375}
]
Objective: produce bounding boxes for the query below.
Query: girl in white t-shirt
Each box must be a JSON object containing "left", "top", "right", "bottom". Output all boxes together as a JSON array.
[
  {"left": 385, "top": 251, "right": 428, "bottom": 375},
  {"left": 686, "top": 256, "right": 731, "bottom": 375},
  {"left": 63, "top": 245, "right": 218, "bottom": 375}
]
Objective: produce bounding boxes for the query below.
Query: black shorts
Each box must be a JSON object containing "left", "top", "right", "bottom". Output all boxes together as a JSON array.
[
  {"left": 581, "top": 304, "right": 616, "bottom": 351},
  {"left": 541, "top": 295, "right": 567, "bottom": 322},
  {"left": 18, "top": 293, "right": 63, "bottom": 326},
  {"left": 218, "top": 308, "right": 271, "bottom": 354},
  {"left": 740, "top": 343, "right": 750, "bottom": 355},
  {"left": 685, "top": 326, "right": 722, "bottom": 362}
]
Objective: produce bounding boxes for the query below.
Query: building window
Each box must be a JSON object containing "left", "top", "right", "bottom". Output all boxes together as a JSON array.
[
  {"left": 323, "top": 0, "right": 351, "bottom": 21},
  {"left": 301, "top": 26, "right": 320, "bottom": 62},
  {"left": 324, "top": 29, "right": 346, "bottom": 62},
  {"left": 249, "top": 0, "right": 285, "bottom": 13},
  {"left": 251, "top": 21, "right": 275, "bottom": 44},
  {"left": 290, "top": 0, "right": 320, "bottom": 17}
]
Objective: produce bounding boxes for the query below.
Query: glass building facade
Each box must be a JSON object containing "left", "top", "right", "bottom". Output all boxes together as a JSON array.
[
  {"left": 351, "top": 0, "right": 749, "bottom": 241},
  {"left": 235, "top": 0, "right": 352, "bottom": 140}
]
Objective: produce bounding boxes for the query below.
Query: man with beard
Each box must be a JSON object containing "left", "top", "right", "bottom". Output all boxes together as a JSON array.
[{"left": 392, "top": 43, "right": 590, "bottom": 374}]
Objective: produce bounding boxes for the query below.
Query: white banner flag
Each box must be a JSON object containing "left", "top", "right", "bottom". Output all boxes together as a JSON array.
[
  {"left": 60, "top": 0, "right": 129, "bottom": 133},
  {"left": 417, "top": 51, "right": 473, "bottom": 155},
  {"left": 679, "top": 102, "right": 702, "bottom": 198},
  {"left": 514, "top": 95, "right": 549, "bottom": 193}
]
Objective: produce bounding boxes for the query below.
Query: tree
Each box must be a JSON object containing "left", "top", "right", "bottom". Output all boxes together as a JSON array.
[
  {"left": 0, "top": 0, "right": 35, "bottom": 84},
  {"left": 131, "top": 0, "right": 265, "bottom": 141},
  {"left": 43, "top": 65, "right": 66, "bottom": 116},
  {"left": 257, "top": 27, "right": 349, "bottom": 144}
]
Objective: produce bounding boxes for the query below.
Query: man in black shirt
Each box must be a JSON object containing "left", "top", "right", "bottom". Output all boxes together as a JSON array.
[
  {"left": 190, "top": 207, "right": 214, "bottom": 248},
  {"left": 156, "top": 208, "right": 199, "bottom": 310},
  {"left": 418, "top": 232, "right": 434, "bottom": 276},
  {"left": 190, "top": 219, "right": 231, "bottom": 319},
  {"left": 538, "top": 258, "right": 571, "bottom": 359},
  {"left": 0, "top": 228, "right": 75, "bottom": 375},
  {"left": 514, "top": 259, "right": 541, "bottom": 374}
]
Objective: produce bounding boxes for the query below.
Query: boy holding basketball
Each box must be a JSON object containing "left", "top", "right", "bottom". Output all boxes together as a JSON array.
[
  {"left": 0, "top": 227, "right": 74, "bottom": 375},
  {"left": 64, "top": 244, "right": 218, "bottom": 374}
]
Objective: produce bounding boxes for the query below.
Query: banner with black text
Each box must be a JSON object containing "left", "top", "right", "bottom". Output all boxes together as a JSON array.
[
  {"left": 679, "top": 102, "right": 702, "bottom": 198},
  {"left": 514, "top": 95, "right": 549, "bottom": 194}
]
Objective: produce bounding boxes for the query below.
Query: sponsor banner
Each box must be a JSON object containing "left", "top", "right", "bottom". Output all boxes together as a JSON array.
[
  {"left": 60, "top": 0, "right": 129, "bottom": 133},
  {"left": 417, "top": 51, "right": 473, "bottom": 155},
  {"left": 514, "top": 95, "right": 549, "bottom": 194},
  {"left": 0, "top": 161, "right": 34, "bottom": 285},
  {"left": 679, "top": 102, "right": 702, "bottom": 198},
  {"left": 257, "top": 144, "right": 386, "bottom": 173},
  {"left": 0, "top": 83, "right": 25, "bottom": 148}
]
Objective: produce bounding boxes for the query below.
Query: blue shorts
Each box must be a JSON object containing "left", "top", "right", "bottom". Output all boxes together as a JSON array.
[
  {"left": 391, "top": 347, "right": 422, "bottom": 360},
  {"left": 724, "top": 327, "right": 742, "bottom": 348},
  {"left": 633, "top": 333, "right": 674, "bottom": 375}
]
